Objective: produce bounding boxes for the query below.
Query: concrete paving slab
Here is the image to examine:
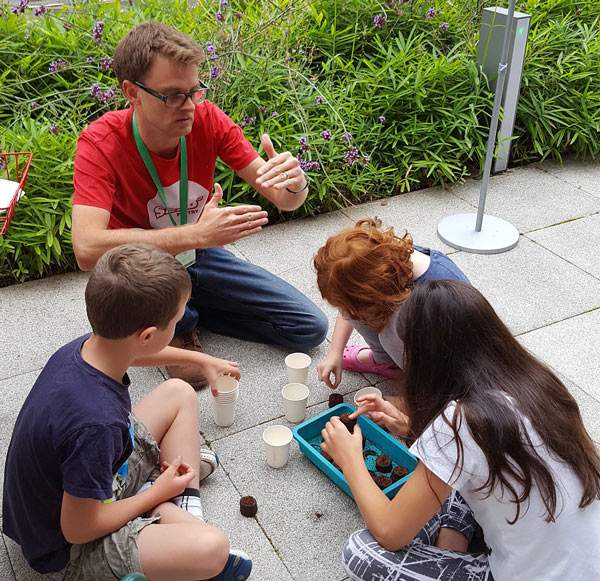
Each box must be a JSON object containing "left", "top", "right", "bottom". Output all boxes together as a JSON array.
[
  {"left": 559, "top": 378, "right": 600, "bottom": 445},
  {"left": 535, "top": 159, "right": 600, "bottom": 198},
  {"left": 451, "top": 237, "right": 600, "bottom": 335},
  {"left": 527, "top": 214, "right": 600, "bottom": 279},
  {"left": 0, "top": 272, "right": 90, "bottom": 380},
  {"left": 200, "top": 466, "right": 293, "bottom": 580},
  {"left": 342, "top": 186, "right": 476, "bottom": 255},
  {"left": 519, "top": 309, "right": 600, "bottom": 401},
  {"left": 232, "top": 211, "right": 354, "bottom": 275},
  {"left": 448, "top": 166, "right": 600, "bottom": 233},
  {"left": 0, "top": 533, "right": 15, "bottom": 581},
  {"left": 214, "top": 405, "right": 363, "bottom": 581},
  {"left": 4, "top": 535, "right": 63, "bottom": 581},
  {"left": 197, "top": 333, "right": 370, "bottom": 443}
]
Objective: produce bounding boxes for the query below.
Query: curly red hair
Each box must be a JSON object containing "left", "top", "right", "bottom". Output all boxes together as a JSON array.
[{"left": 313, "top": 219, "right": 414, "bottom": 331}]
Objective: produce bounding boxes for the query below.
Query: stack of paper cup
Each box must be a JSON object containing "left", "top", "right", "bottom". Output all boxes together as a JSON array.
[
  {"left": 285, "top": 352, "right": 311, "bottom": 384},
  {"left": 211, "top": 375, "right": 239, "bottom": 427},
  {"left": 282, "top": 383, "right": 310, "bottom": 423},
  {"left": 263, "top": 425, "right": 293, "bottom": 468}
]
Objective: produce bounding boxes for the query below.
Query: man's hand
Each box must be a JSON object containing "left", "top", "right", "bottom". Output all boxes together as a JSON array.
[
  {"left": 192, "top": 184, "right": 268, "bottom": 246},
  {"left": 317, "top": 350, "right": 343, "bottom": 389},
  {"left": 350, "top": 394, "right": 410, "bottom": 438},
  {"left": 256, "top": 135, "right": 306, "bottom": 193}
]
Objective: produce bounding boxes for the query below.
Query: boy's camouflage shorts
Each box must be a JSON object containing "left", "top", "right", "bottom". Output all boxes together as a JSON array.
[{"left": 61, "top": 415, "right": 161, "bottom": 581}]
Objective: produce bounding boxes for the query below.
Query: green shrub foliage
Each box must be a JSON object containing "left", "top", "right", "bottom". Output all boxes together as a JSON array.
[{"left": 1, "top": 0, "right": 599, "bottom": 284}]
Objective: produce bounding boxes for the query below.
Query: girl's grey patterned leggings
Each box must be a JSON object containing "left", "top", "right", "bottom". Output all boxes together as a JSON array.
[{"left": 342, "top": 490, "right": 493, "bottom": 581}]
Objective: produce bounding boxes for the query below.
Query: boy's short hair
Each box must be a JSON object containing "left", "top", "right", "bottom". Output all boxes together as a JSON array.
[
  {"left": 85, "top": 244, "right": 192, "bottom": 339},
  {"left": 313, "top": 219, "right": 414, "bottom": 331},
  {"left": 112, "top": 21, "right": 204, "bottom": 85}
]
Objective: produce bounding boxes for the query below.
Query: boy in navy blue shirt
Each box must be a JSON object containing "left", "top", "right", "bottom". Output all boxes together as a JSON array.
[{"left": 3, "top": 244, "right": 252, "bottom": 580}]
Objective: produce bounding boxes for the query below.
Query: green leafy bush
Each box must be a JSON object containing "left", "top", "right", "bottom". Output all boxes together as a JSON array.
[{"left": 0, "top": 0, "right": 599, "bottom": 284}]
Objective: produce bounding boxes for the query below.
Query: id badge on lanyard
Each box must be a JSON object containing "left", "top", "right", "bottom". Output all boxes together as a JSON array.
[{"left": 132, "top": 114, "right": 195, "bottom": 268}]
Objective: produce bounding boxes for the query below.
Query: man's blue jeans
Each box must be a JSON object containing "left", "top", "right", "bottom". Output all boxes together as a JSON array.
[{"left": 175, "top": 247, "right": 328, "bottom": 350}]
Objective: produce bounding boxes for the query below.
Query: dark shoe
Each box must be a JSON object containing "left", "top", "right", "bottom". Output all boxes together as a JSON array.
[
  {"left": 211, "top": 550, "right": 252, "bottom": 580},
  {"left": 166, "top": 330, "right": 208, "bottom": 391}
]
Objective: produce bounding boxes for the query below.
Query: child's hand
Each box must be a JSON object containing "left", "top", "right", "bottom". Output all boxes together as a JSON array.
[
  {"left": 321, "top": 416, "right": 363, "bottom": 471},
  {"left": 350, "top": 394, "right": 410, "bottom": 438},
  {"left": 151, "top": 456, "right": 195, "bottom": 502},
  {"left": 317, "top": 351, "right": 343, "bottom": 389},
  {"left": 202, "top": 356, "right": 241, "bottom": 396}
]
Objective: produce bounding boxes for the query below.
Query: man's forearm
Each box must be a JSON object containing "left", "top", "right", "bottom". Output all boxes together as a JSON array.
[{"left": 76, "top": 224, "right": 207, "bottom": 271}]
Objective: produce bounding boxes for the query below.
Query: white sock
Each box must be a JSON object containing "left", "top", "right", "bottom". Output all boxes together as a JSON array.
[{"left": 172, "top": 487, "right": 204, "bottom": 521}]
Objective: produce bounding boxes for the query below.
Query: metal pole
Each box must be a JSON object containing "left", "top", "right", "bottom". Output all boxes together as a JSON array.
[{"left": 475, "top": 0, "right": 517, "bottom": 231}]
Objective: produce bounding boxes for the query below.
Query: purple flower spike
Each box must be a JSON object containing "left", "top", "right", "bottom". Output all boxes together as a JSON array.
[
  {"left": 216, "top": 11, "right": 225, "bottom": 22},
  {"left": 11, "top": 0, "right": 28, "bottom": 15},
  {"left": 426, "top": 8, "right": 437, "bottom": 19},
  {"left": 315, "top": 95, "right": 325, "bottom": 105},
  {"left": 378, "top": 115, "right": 386, "bottom": 124},
  {"left": 50, "top": 125, "right": 60, "bottom": 135},
  {"left": 210, "top": 66, "right": 220, "bottom": 80},
  {"left": 299, "top": 137, "right": 310, "bottom": 152},
  {"left": 343, "top": 146, "right": 360, "bottom": 166},
  {"left": 34, "top": 5, "right": 47, "bottom": 16},
  {"left": 320, "top": 130, "right": 332, "bottom": 141},
  {"left": 99, "top": 57, "right": 113, "bottom": 72},
  {"left": 258, "top": 105, "right": 268, "bottom": 113},
  {"left": 92, "top": 21, "right": 104, "bottom": 44},
  {"left": 220, "top": 0, "right": 229, "bottom": 7},
  {"left": 206, "top": 43, "right": 216, "bottom": 54},
  {"left": 48, "top": 59, "right": 68, "bottom": 73},
  {"left": 341, "top": 131, "right": 353, "bottom": 144},
  {"left": 271, "top": 111, "right": 279, "bottom": 118},
  {"left": 373, "top": 14, "right": 386, "bottom": 28},
  {"left": 439, "top": 21, "right": 449, "bottom": 32},
  {"left": 298, "top": 157, "right": 321, "bottom": 172}
]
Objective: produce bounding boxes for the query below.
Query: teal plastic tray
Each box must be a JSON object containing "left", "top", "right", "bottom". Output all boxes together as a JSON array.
[{"left": 292, "top": 403, "right": 417, "bottom": 499}]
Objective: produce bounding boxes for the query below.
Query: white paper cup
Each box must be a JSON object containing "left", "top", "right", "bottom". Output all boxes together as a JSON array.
[
  {"left": 282, "top": 383, "right": 310, "bottom": 423},
  {"left": 212, "top": 375, "right": 239, "bottom": 404},
  {"left": 285, "top": 353, "right": 311, "bottom": 384},
  {"left": 212, "top": 400, "right": 236, "bottom": 427},
  {"left": 353, "top": 386, "right": 383, "bottom": 406},
  {"left": 263, "top": 425, "right": 293, "bottom": 468}
]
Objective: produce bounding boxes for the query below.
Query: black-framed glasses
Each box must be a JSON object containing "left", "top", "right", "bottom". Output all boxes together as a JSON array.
[{"left": 133, "top": 81, "right": 208, "bottom": 108}]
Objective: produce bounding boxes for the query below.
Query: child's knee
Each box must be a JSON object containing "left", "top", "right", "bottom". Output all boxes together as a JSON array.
[
  {"left": 197, "top": 527, "right": 229, "bottom": 577},
  {"left": 161, "top": 378, "right": 197, "bottom": 402}
]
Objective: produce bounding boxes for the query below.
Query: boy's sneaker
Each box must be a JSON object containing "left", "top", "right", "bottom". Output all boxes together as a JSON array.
[
  {"left": 212, "top": 549, "right": 252, "bottom": 581},
  {"left": 199, "top": 448, "right": 219, "bottom": 482}
]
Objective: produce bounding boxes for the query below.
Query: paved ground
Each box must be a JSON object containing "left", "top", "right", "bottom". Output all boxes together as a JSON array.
[{"left": 1, "top": 160, "right": 599, "bottom": 580}]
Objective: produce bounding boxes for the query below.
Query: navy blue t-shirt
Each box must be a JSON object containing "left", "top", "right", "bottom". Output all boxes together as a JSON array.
[{"left": 2, "top": 335, "right": 133, "bottom": 573}]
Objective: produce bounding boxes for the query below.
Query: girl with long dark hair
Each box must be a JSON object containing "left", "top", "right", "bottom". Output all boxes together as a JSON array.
[{"left": 321, "top": 280, "right": 600, "bottom": 580}]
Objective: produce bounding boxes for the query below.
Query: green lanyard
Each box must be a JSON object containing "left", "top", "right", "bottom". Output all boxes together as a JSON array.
[{"left": 132, "top": 113, "right": 188, "bottom": 227}]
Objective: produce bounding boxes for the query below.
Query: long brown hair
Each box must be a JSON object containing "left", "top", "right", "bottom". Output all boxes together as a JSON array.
[
  {"left": 402, "top": 280, "right": 600, "bottom": 523},
  {"left": 314, "top": 218, "right": 413, "bottom": 331}
]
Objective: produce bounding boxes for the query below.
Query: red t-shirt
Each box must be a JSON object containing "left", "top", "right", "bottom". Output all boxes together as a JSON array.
[{"left": 73, "top": 101, "right": 258, "bottom": 230}]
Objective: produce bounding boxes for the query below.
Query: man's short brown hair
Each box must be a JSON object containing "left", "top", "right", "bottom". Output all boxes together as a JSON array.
[
  {"left": 112, "top": 21, "right": 204, "bottom": 84},
  {"left": 85, "top": 244, "right": 192, "bottom": 339}
]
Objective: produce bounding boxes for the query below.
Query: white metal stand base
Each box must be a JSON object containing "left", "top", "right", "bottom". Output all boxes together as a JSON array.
[{"left": 437, "top": 213, "right": 519, "bottom": 254}]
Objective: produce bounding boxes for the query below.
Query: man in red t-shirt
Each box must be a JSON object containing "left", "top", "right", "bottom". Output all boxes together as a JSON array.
[{"left": 72, "top": 22, "right": 327, "bottom": 388}]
